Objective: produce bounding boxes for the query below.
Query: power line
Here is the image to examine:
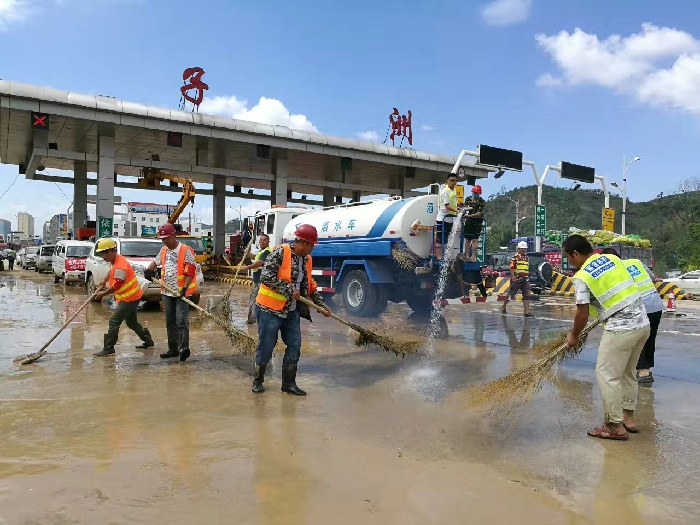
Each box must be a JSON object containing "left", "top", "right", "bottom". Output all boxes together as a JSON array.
[
  {"left": 54, "top": 182, "right": 72, "bottom": 204},
  {"left": 0, "top": 173, "right": 20, "bottom": 203}
]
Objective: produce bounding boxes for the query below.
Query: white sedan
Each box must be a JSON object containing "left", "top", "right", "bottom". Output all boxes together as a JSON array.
[
  {"left": 85, "top": 237, "right": 204, "bottom": 304},
  {"left": 668, "top": 271, "right": 700, "bottom": 295}
]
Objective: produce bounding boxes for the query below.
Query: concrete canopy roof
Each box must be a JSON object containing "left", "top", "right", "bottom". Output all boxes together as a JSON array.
[{"left": 0, "top": 80, "right": 491, "bottom": 199}]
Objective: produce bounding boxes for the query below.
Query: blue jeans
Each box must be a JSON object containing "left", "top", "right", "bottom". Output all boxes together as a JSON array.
[
  {"left": 255, "top": 309, "right": 301, "bottom": 366},
  {"left": 162, "top": 295, "right": 190, "bottom": 353}
]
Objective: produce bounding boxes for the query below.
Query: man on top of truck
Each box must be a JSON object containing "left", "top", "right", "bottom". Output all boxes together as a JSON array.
[
  {"left": 461, "top": 185, "right": 485, "bottom": 262},
  {"left": 435, "top": 173, "right": 459, "bottom": 259}
]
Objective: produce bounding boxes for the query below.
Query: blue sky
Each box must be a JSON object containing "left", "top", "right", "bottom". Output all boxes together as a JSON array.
[{"left": 1, "top": 0, "right": 700, "bottom": 232}]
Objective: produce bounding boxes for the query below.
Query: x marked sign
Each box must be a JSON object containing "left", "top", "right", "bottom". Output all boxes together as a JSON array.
[{"left": 31, "top": 112, "right": 49, "bottom": 129}]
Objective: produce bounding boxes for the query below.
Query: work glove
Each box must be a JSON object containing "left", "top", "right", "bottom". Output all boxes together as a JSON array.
[
  {"left": 144, "top": 268, "right": 154, "bottom": 282},
  {"left": 179, "top": 288, "right": 187, "bottom": 299}
]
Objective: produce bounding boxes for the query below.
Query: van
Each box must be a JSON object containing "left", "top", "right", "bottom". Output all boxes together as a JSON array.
[
  {"left": 53, "top": 240, "right": 93, "bottom": 284},
  {"left": 36, "top": 245, "right": 55, "bottom": 273}
]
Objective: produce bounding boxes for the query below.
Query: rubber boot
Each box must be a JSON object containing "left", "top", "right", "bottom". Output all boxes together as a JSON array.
[
  {"left": 94, "top": 334, "right": 116, "bottom": 357},
  {"left": 252, "top": 364, "right": 266, "bottom": 393},
  {"left": 161, "top": 325, "right": 179, "bottom": 358},
  {"left": 160, "top": 348, "right": 179, "bottom": 359},
  {"left": 135, "top": 328, "right": 154, "bottom": 349},
  {"left": 281, "top": 363, "right": 306, "bottom": 396}
]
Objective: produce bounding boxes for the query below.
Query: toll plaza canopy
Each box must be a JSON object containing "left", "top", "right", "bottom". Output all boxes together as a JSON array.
[{"left": 0, "top": 80, "right": 490, "bottom": 254}]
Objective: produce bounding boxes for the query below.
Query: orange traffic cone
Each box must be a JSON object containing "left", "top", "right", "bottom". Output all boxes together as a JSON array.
[{"left": 666, "top": 292, "right": 676, "bottom": 312}]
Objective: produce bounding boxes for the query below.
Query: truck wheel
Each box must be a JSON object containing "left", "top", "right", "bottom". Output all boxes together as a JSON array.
[
  {"left": 371, "top": 286, "right": 389, "bottom": 316},
  {"left": 406, "top": 294, "right": 433, "bottom": 315},
  {"left": 342, "top": 269, "right": 377, "bottom": 318}
]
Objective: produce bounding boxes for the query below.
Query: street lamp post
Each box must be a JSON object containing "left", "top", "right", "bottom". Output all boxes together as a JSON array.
[
  {"left": 516, "top": 216, "right": 527, "bottom": 238},
  {"left": 621, "top": 155, "right": 640, "bottom": 236}
]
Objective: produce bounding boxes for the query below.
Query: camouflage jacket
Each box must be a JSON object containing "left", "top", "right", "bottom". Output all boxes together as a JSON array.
[
  {"left": 258, "top": 244, "right": 327, "bottom": 320},
  {"left": 463, "top": 196, "right": 485, "bottom": 224}
]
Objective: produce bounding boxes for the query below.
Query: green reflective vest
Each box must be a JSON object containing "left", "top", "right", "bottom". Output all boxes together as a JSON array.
[
  {"left": 6, "top": 249, "right": 16, "bottom": 258},
  {"left": 574, "top": 253, "right": 640, "bottom": 320},
  {"left": 251, "top": 246, "right": 272, "bottom": 274},
  {"left": 625, "top": 258, "right": 656, "bottom": 298},
  {"left": 438, "top": 185, "right": 458, "bottom": 216}
]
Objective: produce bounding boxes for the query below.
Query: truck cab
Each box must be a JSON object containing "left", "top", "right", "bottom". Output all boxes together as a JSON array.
[{"left": 248, "top": 206, "right": 309, "bottom": 248}]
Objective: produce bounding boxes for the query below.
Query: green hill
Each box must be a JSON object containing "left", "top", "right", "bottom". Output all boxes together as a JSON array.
[{"left": 483, "top": 183, "right": 700, "bottom": 273}]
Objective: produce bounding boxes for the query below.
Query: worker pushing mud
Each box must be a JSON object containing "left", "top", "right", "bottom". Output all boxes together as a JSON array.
[
  {"left": 252, "top": 224, "right": 331, "bottom": 396},
  {"left": 501, "top": 241, "right": 534, "bottom": 318},
  {"left": 564, "top": 234, "right": 649, "bottom": 440},
  {"left": 145, "top": 224, "right": 198, "bottom": 362},
  {"left": 93, "top": 239, "right": 154, "bottom": 357},
  {"left": 240, "top": 233, "right": 272, "bottom": 324}
]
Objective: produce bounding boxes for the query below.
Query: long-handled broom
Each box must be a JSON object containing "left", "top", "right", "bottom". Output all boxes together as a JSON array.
[
  {"left": 469, "top": 320, "right": 601, "bottom": 412},
  {"left": 192, "top": 236, "right": 255, "bottom": 328},
  {"left": 15, "top": 290, "right": 100, "bottom": 365},
  {"left": 297, "top": 297, "right": 422, "bottom": 357},
  {"left": 154, "top": 279, "right": 258, "bottom": 355}
]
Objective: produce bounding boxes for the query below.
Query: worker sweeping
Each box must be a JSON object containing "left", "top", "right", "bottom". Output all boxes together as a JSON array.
[
  {"left": 501, "top": 241, "right": 534, "bottom": 317},
  {"left": 144, "top": 223, "right": 197, "bottom": 362},
  {"left": 564, "top": 235, "right": 649, "bottom": 440},
  {"left": 601, "top": 248, "right": 663, "bottom": 385},
  {"left": 93, "top": 239, "right": 154, "bottom": 357},
  {"left": 240, "top": 234, "right": 272, "bottom": 324},
  {"left": 461, "top": 185, "right": 485, "bottom": 262},
  {"left": 253, "top": 224, "right": 331, "bottom": 396}
]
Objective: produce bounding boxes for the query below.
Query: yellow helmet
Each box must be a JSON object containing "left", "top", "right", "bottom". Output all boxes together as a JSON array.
[{"left": 95, "top": 238, "right": 117, "bottom": 253}]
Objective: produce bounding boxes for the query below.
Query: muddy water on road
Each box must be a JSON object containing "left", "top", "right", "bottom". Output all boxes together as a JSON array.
[{"left": 1, "top": 271, "right": 700, "bottom": 524}]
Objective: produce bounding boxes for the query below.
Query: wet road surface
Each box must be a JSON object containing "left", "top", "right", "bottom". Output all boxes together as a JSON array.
[{"left": 1, "top": 268, "right": 700, "bottom": 524}]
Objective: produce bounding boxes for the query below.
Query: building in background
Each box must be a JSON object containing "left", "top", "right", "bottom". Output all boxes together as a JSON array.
[
  {"left": 0, "top": 218, "right": 11, "bottom": 241},
  {"left": 17, "top": 212, "right": 35, "bottom": 239},
  {"left": 47, "top": 214, "right": 69, "bottom": 244},
  {"left": 110, "top": 202, "right": 202, "bottom": 238},
  {"left": 42, "top": 221, "right": 51, "bottom": 243}
]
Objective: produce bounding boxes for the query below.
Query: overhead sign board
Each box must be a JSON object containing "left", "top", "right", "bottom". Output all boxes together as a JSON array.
[
  {"left": 456, "top": 184, "right": 465, "bottom": 204},
  {"left": 31, "top": 112, "right": 49, "bottom": 130},
  {"left": 477, "top": 145, "right": 523, "bottom": 172},
  {"left": 560, "top": 161, "right": 595, "bottom": 184}
]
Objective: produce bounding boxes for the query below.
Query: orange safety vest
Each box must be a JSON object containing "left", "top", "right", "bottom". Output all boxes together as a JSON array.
[
  {"left": 110, "top": 254, "right": 143, "bottom": 303},
  {"left": 160, "top": 244, "right": 199, "bottom": 297},
  {"left": 256, "top": 244, "right": 317, "bottom": 311}
]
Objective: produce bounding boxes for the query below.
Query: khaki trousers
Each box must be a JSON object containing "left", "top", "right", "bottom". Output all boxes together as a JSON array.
[{"left": 596, "top": 325, "right": 650, "bottom": 423}]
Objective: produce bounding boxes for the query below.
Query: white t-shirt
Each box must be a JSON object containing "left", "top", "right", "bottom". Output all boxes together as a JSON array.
[
  {"left": 574, "top": 278, "right": 649, "bottom": 331},
  {"left": 436, "top": 186, "right": 457, "bottom": 222},
  {"left": 158, "top": 243, "right": 196, "bottom": 297}
]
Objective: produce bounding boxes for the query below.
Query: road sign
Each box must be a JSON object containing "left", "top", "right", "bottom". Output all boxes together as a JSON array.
[
  {"left": 456, "top": 184, "right": 464, "bottom": 204},
  {"left": 476, "top": 221, "right": 487, "bottom": 263},
  {"left": 477, "top": 145, "right": 523, "bottom": 172},
  {"left": 31, "top": 112, "right": 50, "bottom": 130},
  {"left": 602, "top": 207, "right": 615, "bottom": 232},
  {"left": 561, "top": 233, "right": 569, "bottom": 272},
  {"left": 535, "top": 205, "right": 546, "bottom": 236},
  {"left": 560, "top": 161, "right": 595, "bottom": 184},
  {"left": 98, "top": 217, "right": 113, "bottom": 239}
]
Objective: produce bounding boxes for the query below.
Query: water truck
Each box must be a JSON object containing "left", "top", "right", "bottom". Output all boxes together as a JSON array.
[{"left": 247, "top": 195, "right": 484, "bottom": 317}]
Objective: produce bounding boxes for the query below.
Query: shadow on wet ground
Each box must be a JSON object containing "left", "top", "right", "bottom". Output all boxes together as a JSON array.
[{"left": 1, "top": 269, "right": 700, "bottom": 523}]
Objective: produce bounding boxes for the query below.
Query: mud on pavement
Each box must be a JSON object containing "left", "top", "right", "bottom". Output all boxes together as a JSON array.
[{"left": 2, "top": 269, "right": 700, "bottom": 524}]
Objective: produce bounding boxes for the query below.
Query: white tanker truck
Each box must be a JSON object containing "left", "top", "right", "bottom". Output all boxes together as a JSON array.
[{"left": 247, "top": 195, "right": 484, "bottom": 317}]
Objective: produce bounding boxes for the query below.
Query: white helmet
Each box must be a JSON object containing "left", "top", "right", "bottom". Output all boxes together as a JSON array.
[{"left": 517, "top": 241, "right": 528, "bottom": 249}]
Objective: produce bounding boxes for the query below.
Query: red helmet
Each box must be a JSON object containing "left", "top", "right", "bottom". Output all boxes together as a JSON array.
[
  {"left": 295, "top": 224, "right": 318, "bottom": 245},
  {"left": 471, "top": 185, "right": 483, "bottom": 195},
  {"left": 157, "top": 223, "right": 177, "bottom": 239}
]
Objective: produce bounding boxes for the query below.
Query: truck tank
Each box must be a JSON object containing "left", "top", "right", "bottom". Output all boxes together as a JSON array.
[{"left": 281, "top": 195, "right": 460, "bottom": 257}]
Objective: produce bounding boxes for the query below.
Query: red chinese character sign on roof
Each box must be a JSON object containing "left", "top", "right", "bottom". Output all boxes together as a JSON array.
[
  {"left": 179, "top": 67, "right": 209, "bottom": 112},
  {"left": 383, "top": 108, "right": 413, "bottom": 147}
]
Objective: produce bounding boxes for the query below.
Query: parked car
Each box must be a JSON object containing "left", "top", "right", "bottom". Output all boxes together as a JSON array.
[
  {"left": 668, "top": 271, "right": 700, "bottom": 295},
  {"left": 21, "top": 246, "right": 39, "bottom": 269},
  {"left": 665, "top": 268, "right": 683, "bottom": 279},
  {"left": 85, "top": 237, "right": 204, "bottom": 304},
  {"left": 52, "top": 240, "right": 93, "bottom": 284},
  {"left": 35, "top": 245, "right": 55, "bottom": 273},
  {"left": 487, "top": 251, "right": 553, "bottom": 295},
  {"left": 16, "top": 248, "right": 26, "bottom": 267}
]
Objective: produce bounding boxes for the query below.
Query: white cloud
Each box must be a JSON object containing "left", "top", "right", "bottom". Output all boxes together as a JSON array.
[
  {"left": 420, "top": 124, "right": 434, "bottom": 131},
  {"left": 200, "top": 95, "right": 318, "bottom": 132},
  {"left": 535, "top": 23, "right": 700, "bottom": 114},
  {"left": 480, "top": 0, "right": 531, "bottom": 27},
  {"left": 0, "top": 0, "right": 29, "bottom": 30},
  {"left": 357, "top": 131, "right": 379, "bottom": 141}
]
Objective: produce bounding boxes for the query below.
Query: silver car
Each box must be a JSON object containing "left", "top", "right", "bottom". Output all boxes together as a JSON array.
[
  {"left": 35, "top": 245, "right": 55, "bottom": 273},
  {"left": 22, "top": 246, "right": 39, "bottom": 269}
]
